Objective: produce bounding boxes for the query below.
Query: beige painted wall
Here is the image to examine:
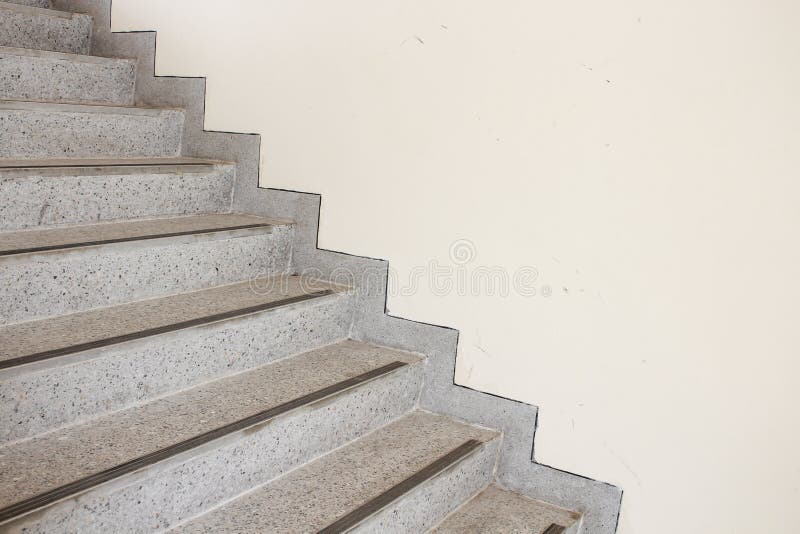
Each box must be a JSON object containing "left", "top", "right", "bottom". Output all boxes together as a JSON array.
[{"left": 112, "top": 1, "right": 800, "bottom": 532}]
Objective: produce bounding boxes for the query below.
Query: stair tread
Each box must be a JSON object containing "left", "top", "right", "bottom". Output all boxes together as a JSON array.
[
  {"left": 0, "top": 99, "right": 182, "bottom": 114},
  {"left": 174, "top": 411, "right": 498, "bottom": 533},
  {"left": 0, "top": 45, "right": 133, "bottom": 65},
  {"left": 0, "top": 275, "right": 345, "bottom": 366},
  {"left": 0, "top": 213, "right": 285, "bottom": 256},
  {"left": 0, "top": 157, "right": 228, "bottom": 169},
  {"left": 0, "top": 340, "right": 422, "bottom": 514},
  {"left": 433, "top": 484, "right": 581, "bottom": 534}
]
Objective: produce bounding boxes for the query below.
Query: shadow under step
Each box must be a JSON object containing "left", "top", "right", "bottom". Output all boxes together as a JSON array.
[
  {"left": 173, "top": 411, "right": 501, "bottom": 533},
  {"left": 0, "top": 340, "right": 425, "bottom": 530},
  {"left": 433, "top": 484, "right": 581, "bottom": 534},
  {"left": 0, "top": 2, "right": 90, "bottom": 55}
]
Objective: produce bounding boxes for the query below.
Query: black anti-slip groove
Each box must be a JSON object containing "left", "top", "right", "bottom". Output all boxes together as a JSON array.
[
  {"left": 0, "top": 223, "right": 273, "bottom": 257},
  {"left": 0, "top": 161, "right": 216, "bottom": 169},
  {"left": 0, "top": 360, "right": 408, "bottom": 524},
  {"left": 317, "top": 439, "right": 484, "bottom": 534},
  {"left": 543, "top": 524, "right": 567, "bottom": 534},
  {"left": 0, "top": 290, "right": 335, "bottom": 371}
]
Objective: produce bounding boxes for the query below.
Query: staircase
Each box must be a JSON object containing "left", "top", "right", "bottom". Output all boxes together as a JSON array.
[{"left": 0, "top": 1, "right": 622, "bottom": 532}]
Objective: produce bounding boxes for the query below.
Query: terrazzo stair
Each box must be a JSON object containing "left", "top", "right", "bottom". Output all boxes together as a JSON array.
[
  {"left": 0, "top": 2, "right": 90, "bottom": 54},
  {"left": 0, "top": 276, "right": 354, "bottom": 443},
  {"left": 0, "top": 46, "right": 136, "bottom": 105},
  {"left": 0, "top": 101, "right": 184, "bottom": 159},
  {"left": 0, "top": 213, "right": 294, "bottom": 323},
  {"left": 433, "top": 484, "right": 582, "bottom": 534},
  {"left": 172, "top": 411, "right": 501, "bottom": 533},
  {"left": 0, "top": 341, "right": 425, "bottom": 531},
  {"left": 0, "top": 159, "right": 235, "bottom": 231},
  {"left": 0, "top": 1, "right": 603, "bottom": 531}
]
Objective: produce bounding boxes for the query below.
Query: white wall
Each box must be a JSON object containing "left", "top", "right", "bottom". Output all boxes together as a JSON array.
[{"left": 112, "top": 1, "right": 800, "bottom": 532}]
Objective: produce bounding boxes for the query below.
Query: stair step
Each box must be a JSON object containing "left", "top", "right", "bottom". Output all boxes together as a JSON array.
[
  {"left": 0, "top": 101, "right": 184, "bottom": 159},
  {"left": 1, "top": 272, "right": 332, "bottom": 370},
  {"left": 0, "top": 341, "right": 424, "bottom": 530},
  {"left": 0, "top": 2, "right": 90, "bottom": 54},
  {"left": 433, "top": 484, "right": 581, "bottom": 534},
  {"left": 0, "top": 213, "right": 278, "bottom": 256},
  {"left": 174, "top": 411, "right": 500, "bottom": 533},
  {"left": 0, "top": 214, "right": 293, "bottom": 324},
  {"left": 0, "top": 160, "right": 235, "bottom": 232},
  {"left": 0, "top": 46, "right": 136, "bottom": 105},
  {"left": 0, "top": 276, "right": 354, "bottom": 444}
]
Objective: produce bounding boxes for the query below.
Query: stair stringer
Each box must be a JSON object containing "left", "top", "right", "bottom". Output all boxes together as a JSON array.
[{"left": 51, "top": 1, "right": 624, "bottom": 532}]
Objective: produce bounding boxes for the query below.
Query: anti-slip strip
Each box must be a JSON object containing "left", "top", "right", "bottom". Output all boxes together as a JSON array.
[
  {"left": 0, "top": 222, "right": 273, "bottom": 257},
  {"left": 0, "top": 290, "right": 335, "bottom": 370},
  {"left": 0, "top": 360, "right": 408, "bottom": 524},
  {"left": 317, "top": 439, "right": 484, "bottom": 533}
]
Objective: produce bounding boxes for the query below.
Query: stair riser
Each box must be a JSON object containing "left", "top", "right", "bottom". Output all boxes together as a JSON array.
[
  {"left": 0, "top": 226, "right": 293, "bottom": 325},
  {"left": 0, "top": 166, "right": 235, "bottom": 232},
  {"left": 0, "top": 6, "right": 90, "bottom": 55},
  {"left": 0, "top": 293, "right": 354, "bottom": 443},
  {"left": 2, "top": 361, "right": 422, "bottom": 533},
  {"left": 0, "top": 50, "right": 136, "bottom": 105},
  {"left": 0, "top": 107, "right": 184, "bottom": 159},
  {"left": 356, "top": 438, "right": 501, "bottom": 533}
]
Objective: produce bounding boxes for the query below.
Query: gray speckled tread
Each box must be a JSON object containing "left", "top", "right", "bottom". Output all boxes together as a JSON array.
[
  {"left": 0, "top": 46, "right": 136, "bottom": 105},
  {"left": 0, "top": 275, "right": 346, "bottom": 366},
  {"left": 0, "top": 101, "right": 184, "bottom": 159},
  {"left": 433, "top": 484, "right": 581, "bottom": 534},
  {"left": 0, "top": 2, "right": 91, "bottom": 55},
  {"left": 0, "top": 162, "right": 236, "bottom": 231},
  {"left": 173, "top": 411, "right": 499, "bottom": 533},
  {"left": 0, "top": 213, "right": 284, "bottom": 255},
  {"left": 0, "top": 157, "right": 228, "bottom": 169},
  {"left": 0, "top": 340, "right": 422, "bottom": 519}
]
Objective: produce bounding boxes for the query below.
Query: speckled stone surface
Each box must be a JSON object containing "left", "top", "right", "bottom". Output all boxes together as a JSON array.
[
  {"left": 0, "top": 221, "right": 293, "bottom": 324},
  {"left": 174, "top": 411, "right": 499, "bottom": 533},
  {"left": 3, "top": 343, "right": 424, "bottom": 533},
  {"left": 0, "top": 280, "right": 354, "bottom": 442},
  {"left": 0, "top": 46, "right": 135, "bottom": 105},
  {"left": 0, "top": 274, "right": 327, "bottom": 362},
  {"left": 433, "top": 484, "right": 581, "bottom": 534},
  {"left": 0, "top": 101, "right": 184, "bottom": 159},
  {"left": 358, "top": 437, "right": 500, "bottom": 534},
  {"left": 3, "top": 0, "right": 50, "bottom": 7},
  {"left": 0, "top": 2, "right": 90, "bottom": 54},
  {"left": 0, "top": 341, "right": 422, "bottom": 507},
  {"left": 0, "top": 213, "right": 278, "bottom": 254},
  {"left": 0, "top": 164, "right": 235, "bottom": 231}
]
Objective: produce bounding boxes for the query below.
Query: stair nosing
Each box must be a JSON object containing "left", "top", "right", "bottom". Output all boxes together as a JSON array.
[
  {"left": 0, "top": 289, "right": 337, "bottom": 372},
  {"left": 0, "top": 45, "right": 135, "bottom": 66},
  {"left": 0, "top": 360, "right": 410, "bottom": 525},
  {"left": 0, "top": 100, "right": 183, "bottom": 115},
  {"left": 0, "top": 157, "right": 232, "bottom": 170},
  {"left": 0, "top": 221, "right": 276, "bottom": 257}
]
